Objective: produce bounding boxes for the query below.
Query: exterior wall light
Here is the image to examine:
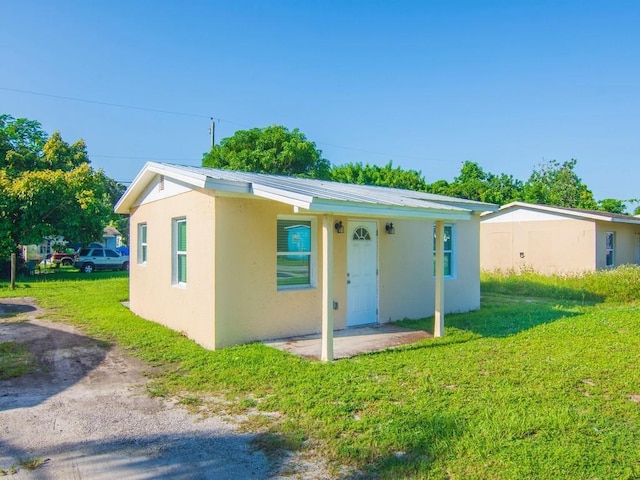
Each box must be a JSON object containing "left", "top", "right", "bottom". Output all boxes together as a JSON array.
[
  {"left": 385, "top": 222, "right": 395, "bottom": 234},
  {"left": 334, "top": 221, "right": 344, "bottom": 234}
]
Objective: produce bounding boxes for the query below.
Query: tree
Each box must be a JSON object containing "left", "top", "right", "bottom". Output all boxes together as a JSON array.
[
  {"left": 331, "top": 160, "right": 427, "bottom": 190},
  {"left": 598, "top": 198, "right": 627, "bottom": 215},
  {"left": 202, "top": 125, "right": 331, "bottom": 179},
  {"left": 424, "top": 161, "right": 523, "bottom": 205},
  {"left": 522, "top": 159, "right": 597, "bottom": 209},
  {"left": 0, "top": 114, "right": 47, "bottom": 175},
  {"left": 0, "top": 114, "right": 123, "bottom": 265}
]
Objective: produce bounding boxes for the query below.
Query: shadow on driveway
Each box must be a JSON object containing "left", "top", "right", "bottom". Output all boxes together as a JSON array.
[{"left": 0, "top": 319, "right": 108, "bottom": 412}]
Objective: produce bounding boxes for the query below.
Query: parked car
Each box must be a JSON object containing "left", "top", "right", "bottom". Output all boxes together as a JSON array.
[
  {"left": 74, "top": 247, "right": 129, "bottom": 273},
  {"left": 51, "top": 251, "right": 76, "bottom": 267}
]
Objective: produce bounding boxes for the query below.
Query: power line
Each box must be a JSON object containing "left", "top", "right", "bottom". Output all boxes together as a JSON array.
[
  {"left": 0, "top": 87, "right": 210, "bottom": 119},
  {"left": 92, "top": 154, "right": 200, "bottom": 162},
  {"left": 2, "top": 86, "right": 450, "bottom": 165}
]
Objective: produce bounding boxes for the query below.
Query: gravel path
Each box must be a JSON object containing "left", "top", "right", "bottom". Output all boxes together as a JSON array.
[{"left": 0, "top": 298, "right": 327, "bottom": 479}]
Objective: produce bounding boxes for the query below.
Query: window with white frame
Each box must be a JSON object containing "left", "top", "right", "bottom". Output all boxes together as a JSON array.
[
  {"left": 138, "top": 223, "right": 147, "bottom": 264},
  {"left": 276, "top": 217, "right": 315, "bottom": 289},
  {"left": 605, "top": 231, "right": 615, "bottom": 267},
  {"left": 433, "top": 224, "right": 455, "bottom": 277},
  {"left": 173, "top": 218, "right": 187, "bottom": 285}
]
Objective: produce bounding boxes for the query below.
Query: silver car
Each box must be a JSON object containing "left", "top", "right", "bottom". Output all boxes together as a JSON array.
[{"left": 74, "top": 247, "right": 129, "bottom": 273}]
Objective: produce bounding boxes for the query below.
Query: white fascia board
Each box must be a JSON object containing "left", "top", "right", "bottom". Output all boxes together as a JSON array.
[
  {"left": 115, "top": 162, "right": 208, "bottom": 213},
  {"left": 302, "top": 199, "right": 472, "bottom": 220},
  {"left": 203, "top": 177, "right": 251, "bottom": 194},
  {"left": 251, "top": 184, "right": 314, "bottom": 208},
  {"left": 114, "top": 162, "right": 252, "bottom": 213},
  {"left": 251, "top": 185, "right": 472, "bottom": 220},
  {"left": 148, "top": 164, "right": 208, "bottom": 189},
  {"left": 115, "top": 164, "right": 157, "bottom": 213},
  {"left": 612, "top": 216, "right": 640, "bottom": 225}
]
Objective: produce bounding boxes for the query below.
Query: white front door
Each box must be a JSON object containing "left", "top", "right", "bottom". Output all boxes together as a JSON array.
[
  {"left": 635, "top": 233, "right": 640, "bottom": 264},
  {"left": 347, "top": 221, "right": 378, "bottom": 327}
]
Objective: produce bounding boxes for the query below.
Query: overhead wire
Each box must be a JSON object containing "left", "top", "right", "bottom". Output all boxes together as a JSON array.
[{"left": 1, "top": 86, "right": 449, "bottom": 166}]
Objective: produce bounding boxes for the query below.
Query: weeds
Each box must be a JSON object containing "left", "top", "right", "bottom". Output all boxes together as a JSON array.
[
  {"left": 0, "top": 342, "right": 37, "bottom": 380},
  {"left": 0, "top": 457, "right": 47, "bottom": 476}
]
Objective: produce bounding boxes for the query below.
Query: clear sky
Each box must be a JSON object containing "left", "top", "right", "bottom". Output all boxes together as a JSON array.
[{"left": 2, "top": 1, "right": 638, "bottom": 206}]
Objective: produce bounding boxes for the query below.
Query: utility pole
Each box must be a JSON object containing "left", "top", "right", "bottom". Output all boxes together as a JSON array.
[{"left": 209, "top": 118, "right": 215, "bottom": 148}]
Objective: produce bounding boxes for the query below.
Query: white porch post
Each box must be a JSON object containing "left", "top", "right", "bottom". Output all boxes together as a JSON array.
[
  {"left": 321, "top": 214, "right": 334, "bottom": 361},
  {"left": 434, "top": 220, "right": 445, "bottom": 337}
]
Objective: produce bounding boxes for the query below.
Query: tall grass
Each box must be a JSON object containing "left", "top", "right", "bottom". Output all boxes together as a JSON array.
[{"left": 482, "top": 264, "right": 640, "bottom": 303}]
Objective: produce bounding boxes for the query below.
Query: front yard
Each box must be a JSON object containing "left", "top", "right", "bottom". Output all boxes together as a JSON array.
[{"left": 2, "top": 268, "right": 640, "bottom": 479}]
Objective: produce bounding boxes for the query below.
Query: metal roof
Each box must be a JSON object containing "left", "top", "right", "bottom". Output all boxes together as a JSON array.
[
  {"left": 115, "top": 162, "right": 497, "bottom": 220},
  {"left": 483, "top": 201, "right": 640, "bottom": 225}
]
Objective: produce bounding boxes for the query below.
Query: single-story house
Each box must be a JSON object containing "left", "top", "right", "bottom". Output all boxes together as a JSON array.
[
  {"left": 115, "top": 163, "right": 496, "bottom": 360},
  {"left": 480, "top": 202, "right": 640, "bottom": 275}
]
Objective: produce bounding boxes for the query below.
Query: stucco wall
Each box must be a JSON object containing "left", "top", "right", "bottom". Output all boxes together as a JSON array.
[
  {"left": 129, "top": 188, "right": 484, "bottom": 349},
  {"left": 129, "top": 188, "right": 216, "bottom": 349},
  {"left": 212, "top": 197, "right": 325, "bottom": 347},
  {"left": 378, "top": 215, "right": 482, "bottom": 321},
  {"left": 211, "top": 203, "right": 483, "bottom": 347},
  {"left": 482, "top": 209, "right": 640, "bottom": 274},
  {"left": 480, "top": 214, "right": 596, "bottom": 274},
  {"left": 595, "top": 221, "right": 640, "bottom": 269}
]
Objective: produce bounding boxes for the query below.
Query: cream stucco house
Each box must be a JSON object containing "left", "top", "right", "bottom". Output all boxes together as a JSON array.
[
  {"left": 481, "top": 202, "right": 640, "bottom": 275},
  {"left": 115, "top": 163, "right": 496, "bottom": 360}
]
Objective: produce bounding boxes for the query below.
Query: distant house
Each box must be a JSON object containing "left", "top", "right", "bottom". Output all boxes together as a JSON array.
[
  {"left": 102, "top": 226, "right": 122, "bottom": 250},
  {"left": 481, "top": 202, "right": 640, "bottom": 274},
  {"left": 115, "top": 163, "right": 496, "bottom": 360}
]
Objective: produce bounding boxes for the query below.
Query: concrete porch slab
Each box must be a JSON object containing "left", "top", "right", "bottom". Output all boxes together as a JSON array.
[{"left": 264, "top": 324, "right": 432, "bottom": 360}]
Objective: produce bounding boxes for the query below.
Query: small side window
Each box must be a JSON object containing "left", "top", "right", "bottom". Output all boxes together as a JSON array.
[
  {"left": 605, "top": 232, "right": 615, "bottom": 267},
  {"left": 433, "top": 224, "right": 455, "bottom": 278},
  {"left": 138, "top": 223, "right": 147, "bottom": 264},
  {"left": 173, "top": 218, "right": 187, "bottom": 285}
]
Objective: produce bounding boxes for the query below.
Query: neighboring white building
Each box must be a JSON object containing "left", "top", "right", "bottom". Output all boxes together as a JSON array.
[{"left": 481, "top": 202, "right": 640, "bottom": 274}]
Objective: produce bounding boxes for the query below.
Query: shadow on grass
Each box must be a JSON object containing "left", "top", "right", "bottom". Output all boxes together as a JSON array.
[
  {"left": 397, "top": 296, "right": 584, "bottom": 341},
  {"left": 0, "top": 269, "right": 128, "bottom": 287},
  {"left": 341, "top": 413, "right": 463, "bottom": 479}
]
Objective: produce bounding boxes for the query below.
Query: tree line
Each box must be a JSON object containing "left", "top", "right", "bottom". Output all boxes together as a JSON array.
[
  {"left": 203, "top": 125, "right": 639, "bottom": 215},
  {"left": 2, "top": 115, "right": 636, "bottom": 274}
]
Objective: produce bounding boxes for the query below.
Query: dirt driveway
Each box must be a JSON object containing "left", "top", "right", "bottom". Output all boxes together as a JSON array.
[{"left": 0, "top": 298, "right": 324, "bottom": 479}]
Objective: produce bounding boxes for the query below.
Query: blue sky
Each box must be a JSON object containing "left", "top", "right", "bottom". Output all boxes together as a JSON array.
[{"left": 2, "top": 1, "right": 638, "bottom": 206}]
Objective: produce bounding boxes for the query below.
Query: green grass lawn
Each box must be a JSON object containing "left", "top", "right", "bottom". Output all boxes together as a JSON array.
[{"left": 2, "top": 267, "right": 640, "bottom": 479}]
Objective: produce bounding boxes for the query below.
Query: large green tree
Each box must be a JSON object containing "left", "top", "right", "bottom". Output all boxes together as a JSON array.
[
  {"left": 522, "top": 159, "right": 597, "bottom": 209},
  {"left": 331, "top": 160, "right": 427, "bottom": 191},
  {"left": 0, "top": 114, "right": 123, "bottom": 262},
  {"left": 424, "top": 161, "right": 523, "bottom": 205},
  {"left": 202, "top": 125, "right": 331, "bottom": 179},
  {"left": 598, "top": 198, "right": 627, "bottom": 215}
]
